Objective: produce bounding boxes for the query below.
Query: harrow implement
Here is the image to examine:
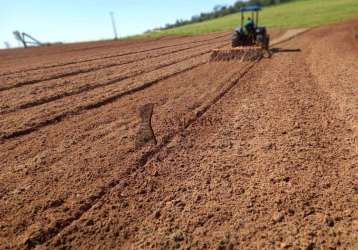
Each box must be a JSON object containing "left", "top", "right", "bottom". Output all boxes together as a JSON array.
[{"left": 210, "top": 46, "right": 265, "bottom": 62}]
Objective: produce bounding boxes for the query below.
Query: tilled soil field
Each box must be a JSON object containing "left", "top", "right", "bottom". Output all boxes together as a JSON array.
[{"left": 0, "top": 20, "right": 357, "bottom": 250}]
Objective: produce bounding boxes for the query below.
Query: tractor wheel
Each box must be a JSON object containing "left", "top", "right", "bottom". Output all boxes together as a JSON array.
[
  {"left": 257, "top": 34, "right": 271, "bottom": 58},
  {"left": 257, "top": 34, "right": 269, "bottom": 50},
  {"left": 232, "top": 32, "right": 242, "bottom": 48},
  {"left": 265, "top": 35, "right": 270, "bottom": 50}
]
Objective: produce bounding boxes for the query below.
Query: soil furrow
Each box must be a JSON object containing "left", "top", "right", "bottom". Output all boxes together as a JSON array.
[
  {"left": 0, "top": 37, "right": 165, "bottom": 62},
  {"left": 0, "top": 35, "right": 228, "bottom": 92},
  {"left": 0, "top": 33, "right": 227, "bottom": 77},
  {"left": 0, "top": 40, "right": 228, "bottom": 115},
  {"left": 46, "top": 26, "right": 357, "bottom": 249},
  {"left": 2, "top": 59, "right": 252, "bottom": 249},
  {"left": 0, "top": 58, "right": 205, "bottom": 141},
  {"left": 6, "top": 60, "right": 258, "bottom": 250}
]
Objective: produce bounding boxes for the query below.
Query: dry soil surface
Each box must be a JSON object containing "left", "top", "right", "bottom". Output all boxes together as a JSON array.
[{"left": 0, "top": 21, "right": 357, "bottom": 250}]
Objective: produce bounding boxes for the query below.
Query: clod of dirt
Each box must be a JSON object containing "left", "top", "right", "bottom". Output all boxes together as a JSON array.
[
  {"left": 167, "top": 138, "right": 179, "bottom": 149},
  {"left": 305, "top": 242, "right": 316, "bottom": 250},
  {"left": 194, "top": 194, "right": 202, "bottom": 203},
  {"left": 47, "top": 198, "right": 64, "bottom": 209},
  {"left": 263, "top": 142, "right": 276, "bottom": 151},
  {"left": 85, "top": 219, "right": 95, "bottom": 226},
  {"left": 171, "top": 231, "right": 184, "bottom": 242},
  {"left": 287, "top": 208, "right": 295, "bottom": 216},
  {"left": 325, "top": 216, "right": 335, "bottom": 227},
  {"left": 270, "top": 176, "right": 290, "bottom": 184},
  {"left": 153, "top": 210, "right": 161, "bottom": 219},
  {"left": 217, "top": 234, "right": 234, "bottom": 250},
  {"left": 282, "top": 176, "right": 290, "bottom": 182},
  {"left": 272, "top": 212, "right": 285, "bottom": 224}
]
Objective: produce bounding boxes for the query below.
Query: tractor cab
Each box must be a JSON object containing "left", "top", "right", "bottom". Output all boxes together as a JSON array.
[
  {"left": 232, "top": 5, "right": 269, "bottom": 49},
  {"left": 237, "top": 5, "right": 260, "bottom": 32}
]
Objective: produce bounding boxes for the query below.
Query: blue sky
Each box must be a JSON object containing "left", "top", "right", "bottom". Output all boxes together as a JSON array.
[{"left": 0, "top": 0, "right": 237, "bottom": 48}]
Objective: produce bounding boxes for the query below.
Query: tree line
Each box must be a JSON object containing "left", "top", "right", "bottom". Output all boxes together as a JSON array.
[{"left": 149, "top": 0, "right": 293, "bottom": 32}]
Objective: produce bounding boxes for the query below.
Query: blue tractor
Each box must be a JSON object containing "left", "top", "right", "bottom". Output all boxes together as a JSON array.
[
  {"left": 232, "top": 5, "right": 270, "bottom": 50},
  {"left": 210, "top": 5, "right": 270, "bottom": 61}
]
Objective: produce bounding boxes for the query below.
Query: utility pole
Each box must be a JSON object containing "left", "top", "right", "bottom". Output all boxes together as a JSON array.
[{"left": 110, "top": 12, "right": 118, "bottom": 40}]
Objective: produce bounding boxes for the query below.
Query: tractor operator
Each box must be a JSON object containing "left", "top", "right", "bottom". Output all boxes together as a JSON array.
[{"left": 244, "top": 17, "right": 255, "bottom": 36}]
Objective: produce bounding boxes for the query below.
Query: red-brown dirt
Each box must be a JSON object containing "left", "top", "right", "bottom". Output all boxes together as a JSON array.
[{"left": 0, "top": 21, "right": 357, "bottom": 250}]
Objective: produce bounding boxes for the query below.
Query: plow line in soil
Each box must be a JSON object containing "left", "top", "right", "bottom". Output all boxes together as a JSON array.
[
  {"left": 0, "top": 40, "right": 228, "bottom": 115},
  {"left": 3, "top": 38, "right": 160, "bottom": 61},
  {"left": 1, "top": 28, "right": 313, "bottom": 248},
  {"left": 0, "top": 42, "right": 230, "bottom": 140},
  {"left": 0, "top": 36, "right": 229, "bottom": 92},
  {"left": 18, "top": 59, "right": 260, "bottom": 250},
  {"left": 0, "top": 36, "right": 169, "bottom": 62},
  {"left": 0, "top": 34, "right": 227, "bottom": 77},
  {"left": 0, "top": 61, "right": 252, "bottom": 248},
  {"left": 0, "top": 62, "right": 200, "bottom": 140}
]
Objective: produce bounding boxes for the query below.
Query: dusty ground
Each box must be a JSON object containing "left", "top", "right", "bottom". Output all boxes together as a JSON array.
[{"left": 0, "top": 21, "right": 357, "bottom": 250}]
